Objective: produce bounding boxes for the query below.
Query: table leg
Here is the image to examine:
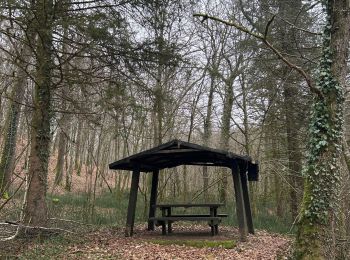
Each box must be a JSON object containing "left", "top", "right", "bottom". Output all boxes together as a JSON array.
[
  {"left": 168, "top": 221, "right": 172, "bottom": 233},
  {"left": 215, "top": 225, "right": 218, "bottom": 235},
  {"left": 209, "top": 207, "right": 215, "bottom": 236},
  {"left": 210, "top": 220, "right": 215, "bottom": 236},
  {"left": 213, "top": 207, "right": 218, "bottom": 235},
  {"left": 167, "top": 208, "right": 172, "bottom": 233},
  {"left": 161, "top": 221, "right": 167, "bottom": 235},
  {"left": 160, "top": 208, "right": 168, "bottom": 235}
]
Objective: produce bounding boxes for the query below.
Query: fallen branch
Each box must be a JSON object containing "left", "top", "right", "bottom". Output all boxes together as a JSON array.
[
  {"left": 49, "top": 217, "right": 93, "bottom": 226},
  {"left": 0, "top": 233, "right": 18, "bottom": 242},
  {"left": 1, "top": 221, "right": 75, "bottom": 235}
]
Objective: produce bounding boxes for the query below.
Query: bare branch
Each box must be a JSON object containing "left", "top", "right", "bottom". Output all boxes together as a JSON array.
[
  {"left": 1, "top": 221, "right": 75, "bottom": 234},
  {"left": 264, "top": 15, "right": 276, "bottom": 39},
  {"left": 49, "top": 218, "right": 93, "bottom": 226},
  {"left": 193, "top": 13, "right": 323, "bottom": 98},
  {"left": 0, "top": 178, "right": 25, "bottom": 212}
]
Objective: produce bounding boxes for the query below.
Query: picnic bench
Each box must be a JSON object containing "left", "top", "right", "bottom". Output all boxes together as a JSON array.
[{"left": 148, "top": 203, "right": 227, "bottom": 236}]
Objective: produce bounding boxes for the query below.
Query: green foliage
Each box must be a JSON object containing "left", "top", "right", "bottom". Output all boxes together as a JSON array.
[
  {"left": 51, "top": 197, "right": 59, "bottom": 203},
  {"left": 2, "top": 191, "right": 9, "bottom": 200},
  {"left": 151, "top": 239, "right": 236, "bottom": 249},
  {"left": 47, "top": 191, "right": 144, "bottom": 226},
  {"left": 253, "top": 213, "right": 294, "bottom": 234},
  {"left": 223, "top": 202, "right": 293, "bottom": 234},
  {"left": 46, "top": 191, "right": 292, "bottom": 234}
]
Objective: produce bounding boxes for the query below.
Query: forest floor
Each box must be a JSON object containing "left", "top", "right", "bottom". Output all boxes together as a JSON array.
[{"left": 0, "top": 223, "right": 292, "bottom": 259}]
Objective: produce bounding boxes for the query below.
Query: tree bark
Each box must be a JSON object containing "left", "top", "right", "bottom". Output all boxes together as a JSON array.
[
  {"left": 203, "top": 73, "right": 215, "bottom": 201},
  {"left": 0, "top": 44, "right": 30, "bottom": 195},
  {"left": 74, "top": 119, "right": 84, "bottom": 176},
  {"left": 54, "top": 18, "right": 70, "bottom": 186},
  {"left": 283, "top": 81, "right": 303, "bottom": 219},
  {"left": 54, "top": 114, "right": 68, "bottom": 185},
  {"left": 65, "top": 132, "right": 74, "bottom": 192},
  {"left": 277, "top": 0, "right": 305, "bottom": 221},
  {"left": 23, "top": 0, "right": 54, "bottom": 227},
  {"left": 219, "top": 78, "right": 234, "bottom": 204},
  {"left": 218, "top": 55, "right": 242, "bottom": 204}
]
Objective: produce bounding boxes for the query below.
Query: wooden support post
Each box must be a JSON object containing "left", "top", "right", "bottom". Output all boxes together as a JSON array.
[
  {"left": 232, "top": 161, "right": 247, "bottom": 241},
  {"left": 148, "top": 170, "right": 159, "bottom": 231},
  {"left": 240, "top": 163, "right": 254, "bottom": 234},
  {"left": 125, "top": 167, "right": 140, "bottom": 237}
]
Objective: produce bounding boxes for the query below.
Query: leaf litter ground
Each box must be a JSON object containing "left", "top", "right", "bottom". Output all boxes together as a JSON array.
[{"left": 1, "top": 223, "right": 291, "bottom": 259}]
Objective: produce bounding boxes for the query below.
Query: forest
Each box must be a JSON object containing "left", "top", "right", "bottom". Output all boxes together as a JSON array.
[{"left": 0, "top": 0, "right": 349, "bottom": 259}]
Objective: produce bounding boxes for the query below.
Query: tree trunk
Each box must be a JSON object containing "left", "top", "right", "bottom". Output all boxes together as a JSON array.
[
  {"left": 0, "top": 44, "right": 29, "bottom": 195},
  {"left": 219, "top": 79, "right": 234, "bottom": 204},
  {"left": 65, "top": 135, "right": 74, "bottom": 192},
  {"left": 218, "top": 54, "right": 242, "bottom": 204},
  {"left": 55, "top": 19, "right": 70, "bottom": 186},
  {"left": 295, "top": 1, "right": 350, "bottom": 259},
  {"left": 240, "top": 74, "right": 257, "bottom": 215},
  {"left": 182, "top": 165, "right": 188, "bottom": 201},
  {"left": 277, "top": 0, "right": 304, "bottom": 221},
  {"left": 283, "top": 83, "right": 303, "bottom": 219},
  {"left": 23, "top": 0, "right": 54, "bottom": 227},
  {"left": 151, "top": 2, "right": 165, "bottom": 201},
  {"left": 54, "top": 114, "right": 68, "bottom": 185},
  {"left": 203, "top": 74, "right": 215, "bottom": 201},
  {"left": 74, "top": 118, "right": 83, "bottom": 175}
]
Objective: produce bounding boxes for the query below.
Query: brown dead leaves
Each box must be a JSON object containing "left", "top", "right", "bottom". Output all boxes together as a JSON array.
[{"left": 62, "top": 224, "right": 291, "bottom": 260}]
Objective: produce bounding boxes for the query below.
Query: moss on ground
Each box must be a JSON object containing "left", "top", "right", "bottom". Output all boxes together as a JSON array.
[{"left": 150, "top": 239, "right": 236, "bottom": 249}]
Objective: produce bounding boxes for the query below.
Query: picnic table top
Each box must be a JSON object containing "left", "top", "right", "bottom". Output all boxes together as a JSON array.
[{"left": 155, "top": 203, "right": 224, "bottom": 208}]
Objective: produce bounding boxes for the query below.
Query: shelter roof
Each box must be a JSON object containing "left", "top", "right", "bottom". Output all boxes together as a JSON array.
[{"left": 109, "top": 139, "right": 257, "bottom": 173}]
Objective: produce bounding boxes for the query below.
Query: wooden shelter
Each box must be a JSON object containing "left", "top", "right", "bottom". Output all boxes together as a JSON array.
[{"left": 109, "top": 139, "right": 259, "bottom": 241}]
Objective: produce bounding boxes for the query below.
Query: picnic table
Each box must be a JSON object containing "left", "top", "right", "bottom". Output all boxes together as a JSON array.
[{"left": 148, "top": 203, "right": 227, "bottom": 236}]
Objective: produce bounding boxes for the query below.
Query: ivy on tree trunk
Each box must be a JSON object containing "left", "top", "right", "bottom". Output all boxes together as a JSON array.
[{"left": 295, "top": 0, "right": 350, "bottom": 259}]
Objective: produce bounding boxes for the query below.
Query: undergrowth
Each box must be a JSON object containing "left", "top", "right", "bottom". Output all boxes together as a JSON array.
[
  {"left": 16, "top": 234, "right": 84, "bottom": 260},
  {"left": 45, "top": 190, "right": 294, "bottom": 234}
]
